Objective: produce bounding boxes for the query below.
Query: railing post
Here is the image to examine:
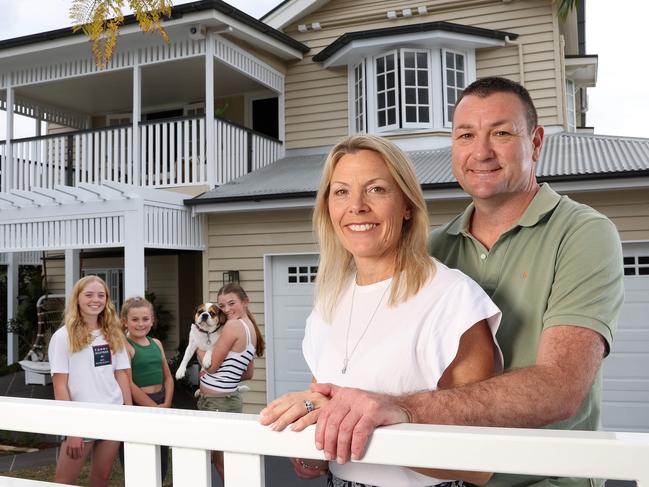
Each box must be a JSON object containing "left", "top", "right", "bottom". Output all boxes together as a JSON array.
[
  {"left": 124, "top": 442, "right": 162, "bottom": 487},
  {"left": 205, "top": 34, "right": 216, "bottom": 186},
  {"left": 172, "top": 447, "right": 211, "bottom": 487},
  {"left": 66, "top": 135, "right": 74, "bottom": 186},
  {"left": 5, "top": 84, "right": 14, "bottom": 192},
  {"left": 224, "top": 452, "right": 265, "bottom": 487},
  {"left": 247, "top": 131, "right": 253, "bottom": 173}
]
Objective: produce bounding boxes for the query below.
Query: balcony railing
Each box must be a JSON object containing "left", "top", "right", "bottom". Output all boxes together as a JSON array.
[
  {"left": 0, "top": 115, "right": 283, "bottom": 192},
  {"left": 1, "top": 396, "right": 648, "bottom": 486}
]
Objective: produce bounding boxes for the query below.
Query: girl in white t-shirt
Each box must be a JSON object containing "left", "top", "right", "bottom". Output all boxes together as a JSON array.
[{"left": 48, "top": 276, "right": 132, "bottom": 486}]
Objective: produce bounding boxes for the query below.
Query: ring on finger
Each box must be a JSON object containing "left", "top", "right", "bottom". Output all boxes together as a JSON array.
[{"left": 304, "top": 399, "right": 315, "bottom": 413}]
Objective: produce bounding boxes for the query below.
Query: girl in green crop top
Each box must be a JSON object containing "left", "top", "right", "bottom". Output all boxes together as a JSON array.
[{"left": 121, "top": 296, "right": 174, "bottom": 480}]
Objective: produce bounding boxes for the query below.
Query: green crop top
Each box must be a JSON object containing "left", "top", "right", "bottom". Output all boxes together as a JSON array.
[{"left": 127, "top": 337, "right": 163, "bottom": 387}]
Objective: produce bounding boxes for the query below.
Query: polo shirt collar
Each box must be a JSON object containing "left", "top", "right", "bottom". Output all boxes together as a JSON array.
[
  {"left": 445, "top": 183, "right": 561, "bottom": 236},
  {"left": 517, "top": 183, "right": 561, "bottom": 228}
]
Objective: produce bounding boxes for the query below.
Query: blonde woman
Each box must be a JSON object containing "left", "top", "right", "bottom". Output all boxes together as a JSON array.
[
  {"left": 261, "top": 135, "right": 502, "bottom": 487},
  {"left": 48, "top": 276, "right": 132, "bottom": 487}
]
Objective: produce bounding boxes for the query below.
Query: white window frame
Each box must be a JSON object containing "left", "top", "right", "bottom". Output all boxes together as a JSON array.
[
  {"left": 351, "top": 60, "right": 367, "bottom": 133},
  {"left": 565, "top": 79, "right": 577, "bottom": 132},
  {"left": 371, "top": 50, "right": 400, "bottom": 133},
  {"left": 349, "top": 46, "right": 475, "bottom": 135},
  {"left": 442, "top": 49, "right": 468, "bottom": 127},
  {"left": 399, "top": 48, "right": 433, "bottom": 130}
]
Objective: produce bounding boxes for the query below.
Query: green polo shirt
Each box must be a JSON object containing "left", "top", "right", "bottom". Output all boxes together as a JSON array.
[{"left": 429, "top": 183, "right": 624, "bottom": 487}]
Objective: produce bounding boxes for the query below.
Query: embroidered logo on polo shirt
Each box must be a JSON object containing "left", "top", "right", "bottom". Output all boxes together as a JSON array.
[{"left": 93, "top": 344, "right": 112, "bottom": 367}]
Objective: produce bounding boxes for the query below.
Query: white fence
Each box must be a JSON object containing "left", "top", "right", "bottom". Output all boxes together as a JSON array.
[
  {"left": 1, "top": 397, "right": 648, "bottom": 486},
  {"left": 0, "top": 116, "right": 282, "bottom": 192}
]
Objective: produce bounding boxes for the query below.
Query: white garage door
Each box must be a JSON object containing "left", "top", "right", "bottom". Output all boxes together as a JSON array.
[
  {"left": 601, "top": 242, "right": 649, "bottom": 432},
  {"left": 266, "top": 254, "right": 319, "bottom": 401}
]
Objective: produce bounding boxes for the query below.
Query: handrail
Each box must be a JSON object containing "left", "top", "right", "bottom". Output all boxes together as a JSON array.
[{"left": 0, "top": 397, "right": 648, "bottom": 485}]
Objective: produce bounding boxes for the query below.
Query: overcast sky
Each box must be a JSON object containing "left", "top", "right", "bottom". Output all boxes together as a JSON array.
[{"left": 1, "top": 0, "right": 647, "bottom": 139}]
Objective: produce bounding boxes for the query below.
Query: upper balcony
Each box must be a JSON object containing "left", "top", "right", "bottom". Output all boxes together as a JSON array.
[{"left": 0, "top": 114, "right": 282, "bottom": 192}]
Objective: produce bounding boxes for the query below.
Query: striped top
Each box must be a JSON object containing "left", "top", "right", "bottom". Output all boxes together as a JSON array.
[{"left": 200, "top": 319, "right": 255, "bottom": 393}]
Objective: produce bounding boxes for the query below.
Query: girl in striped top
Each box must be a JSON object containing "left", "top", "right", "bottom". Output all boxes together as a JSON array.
[{"left": 196, "top": 283, "right": 265, "bottom": 479}]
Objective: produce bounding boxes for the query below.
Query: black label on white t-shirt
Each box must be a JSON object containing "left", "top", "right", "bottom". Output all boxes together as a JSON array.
[{"left": 92, "top": 344, "right": 112, "bottom": 367}]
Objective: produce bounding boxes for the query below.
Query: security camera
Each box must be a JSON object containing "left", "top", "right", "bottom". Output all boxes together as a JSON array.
[{"left": 189, "top": 24, "right": 206, "bottom": 40}]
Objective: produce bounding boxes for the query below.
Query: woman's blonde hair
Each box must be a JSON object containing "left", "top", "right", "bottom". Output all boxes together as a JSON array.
[
  {"left": 313, "top": 134, "right": 434, "bottom": 322},
  {"left": 64, "top": 275, "right": 126, "bottom": 353},
  {"left": 218, "top": 283, "right": 265, "bottom": 357}
]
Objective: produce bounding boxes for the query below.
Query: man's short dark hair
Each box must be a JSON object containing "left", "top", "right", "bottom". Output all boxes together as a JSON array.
[{"left": 454, "top": 76, "right": 538, "bottom": 132}]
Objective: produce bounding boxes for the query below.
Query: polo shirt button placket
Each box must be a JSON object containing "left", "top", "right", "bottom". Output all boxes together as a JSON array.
[{"left": 480, "top": 253, "right": 487, "bottom": 261}]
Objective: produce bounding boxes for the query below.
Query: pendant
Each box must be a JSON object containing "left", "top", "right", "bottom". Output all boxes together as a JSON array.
[{"left": 342, "top": 358, "right": 348, "bottom": 374}]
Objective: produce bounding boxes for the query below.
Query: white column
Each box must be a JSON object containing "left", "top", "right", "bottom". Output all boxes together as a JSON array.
[
  {"left": 64, "top": 249, "right": 81, "bottom": 306},
  {"left": 205, "top": 35, "right": 216, "bottom": 187},
  {"left": 4, "top": 84, "right": 14, "bottom": 192},
  {"left": 123, "top": 210, "right": 145, "bottom": 299},
  {"left": 133, "top": 62, "right": 142, "bottom": 185},
  {"left": 6, "top": 253, "right": 19, "bottom": 365}
]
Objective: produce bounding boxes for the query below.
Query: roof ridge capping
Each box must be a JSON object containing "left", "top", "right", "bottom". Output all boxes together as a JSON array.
[{"left": 313, "top": 20, "right": 518, "bottom": 63}]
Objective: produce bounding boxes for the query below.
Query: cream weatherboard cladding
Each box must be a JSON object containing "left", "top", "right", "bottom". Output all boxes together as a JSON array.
[
  {"left": 281, "top": 0, "right": 563, "bottom": 149},
  {"left": 204, "top": 189, "right": 649, "bottom": 411}
]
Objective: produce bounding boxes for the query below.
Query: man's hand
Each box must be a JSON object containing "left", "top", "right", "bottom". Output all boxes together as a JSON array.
[{"left": 310, "top": 383, "right": 410, "bottom": 464}]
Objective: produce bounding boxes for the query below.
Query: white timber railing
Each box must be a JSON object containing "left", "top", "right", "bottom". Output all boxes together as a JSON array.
[
  {"left": 0, "top": 116, "right": 283, "bottom": 192},
  {"left": 0, "top": 397, "right": 648, "bottom": 486}
]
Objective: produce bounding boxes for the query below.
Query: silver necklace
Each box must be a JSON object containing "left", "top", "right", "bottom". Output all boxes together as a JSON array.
[{"left": 342, "top": 280, "right": 390, "bottom": 374}]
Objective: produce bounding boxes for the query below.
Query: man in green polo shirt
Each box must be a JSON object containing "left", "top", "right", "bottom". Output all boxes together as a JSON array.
[
  {"left": 426, "top": 76, "right": 624, "bottom": 486},
  {"left": 308, "top": 77, "right": 623, "bottom": 486}
]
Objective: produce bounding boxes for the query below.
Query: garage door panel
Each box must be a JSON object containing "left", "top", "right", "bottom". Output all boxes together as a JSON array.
[
  {"left": 601, "top": 244, "right": 649, "bottom": 433},
  {"left": 268, "top": 254, "right": 319, "bottom": 401}
]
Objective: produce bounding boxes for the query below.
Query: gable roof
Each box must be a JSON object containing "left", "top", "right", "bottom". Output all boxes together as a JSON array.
[
  {"left": 187, "top": 132, "right": 649, "bottom": 205},
  {"left": 0, "top": 0, "right": 308, "bottom": 55},
  {"left": 261, "top": 0, "right": 329, "bottom": 30},
  {"left": 313, "top": 21, "right": 517, "bottom": 63}
]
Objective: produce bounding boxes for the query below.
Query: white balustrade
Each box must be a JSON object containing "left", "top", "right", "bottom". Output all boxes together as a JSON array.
[
  {"left": 0, "top": 397, "right": 648, "bottom": 486},
  {"left": 1, "top": 116, "right": 282, "bottom": 192}
]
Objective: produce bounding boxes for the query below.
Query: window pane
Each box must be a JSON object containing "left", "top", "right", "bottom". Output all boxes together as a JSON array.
[
  {"left": 446, "top": 69, "right": 455, "bottom": 85},
  {"left": 624, "top": 268, "right": 636, "bottom": 276},
  {"left": 447, "top": 105, "right": 454, "bottom": 123},
  {"left": 378, "top": 93, "right": 385, "bottom": 109},
  {"left": 378, "top": 75, "right": 385, "bottom": 91},
  {"left": 405, "top": 70, "right": 415, "bottom": 85},
  {"left": 418, "top": 88, "right": 428, "bottom": 104},
  {"left": 406, "top": 106, "right": 416, "bottom": 122},
  {"left": 387, "top": 90, "right": 396, "bottom": 106},
  {"left": 446, "top": 51, "right": 454, "bottom": 68},
  {"left": 419, "top": 107, "right": 429, "bottom": 122},
  {"left": 386, "top": 55, "right": 394, "bottom": 70},
  {"left": 417, "top": 52, "right": 427, "bottom": 66},
  {"left": 456, "top": 54, "right": 464, "bottom": 70},
  {"left": 447, "top": 87, "right": 455, "bottom": 101},
  {"left": 378, "top": 110, "right": 386, "bottom": 127},
  {"left": 377, "top": 57, "right": 384, "bottom": 72},
  {"left": 404, "top": 51, "right": 415, "bottom": 68},
  {"left": 405, "top": 88, "right": 416, "bottom": 104},
  {"left": 387, "top": 72, "right": 395, "bottom": 87},
  {"left": 457, "top": 71, "right": 465, "bottom": 87},
  {"left": 623, "top": 256, "right": 636, "bottom": 265},
  {"left": 388, "top": 108, "right": 396, "bottom": 125},
  {"left": 639, "top": 256, "right": 649, "bottom": 264}
]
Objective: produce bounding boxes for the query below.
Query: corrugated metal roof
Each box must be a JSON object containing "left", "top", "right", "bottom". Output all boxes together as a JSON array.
[{"left": 189, "top": 132, "right": 649, "bottom": 204}]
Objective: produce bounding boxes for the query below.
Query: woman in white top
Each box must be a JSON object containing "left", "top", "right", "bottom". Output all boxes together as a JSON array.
[
  {"left": 196, "top": 282, "right": 264, "bottom": 480},
  {"left": 260, "top": 134, "right": 502, "bottom": 487}
]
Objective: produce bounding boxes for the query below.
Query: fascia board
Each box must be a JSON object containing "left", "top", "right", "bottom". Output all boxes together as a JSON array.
[
  {"left": 211, "top": 11, "right": 303, "bottom": 60},
  {"left": 323, "top": 31, "right": 504, "bottom": 68},
  {"left": 263, "top": 0, "right": 330, "bottom": 30},
  {"left": 192, "top": 196, "right": 315, "bottom": 214}
]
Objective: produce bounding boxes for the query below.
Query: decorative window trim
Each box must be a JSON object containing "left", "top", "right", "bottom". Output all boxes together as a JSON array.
[
  {"left": 565, "top": 79, "right": 577, "bottom": 132},
  {"left": 442, "top": 48, "right": 469, "bottom": 127}
]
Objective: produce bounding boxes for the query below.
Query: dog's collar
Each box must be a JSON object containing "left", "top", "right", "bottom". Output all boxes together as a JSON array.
[{"left": 192, "top": 322, "right": 223, "bottom": 344}]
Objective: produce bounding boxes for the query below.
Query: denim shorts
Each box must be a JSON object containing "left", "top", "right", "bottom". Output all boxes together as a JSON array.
[{"left": 196, "top": 391, "right": 242, "bottom": 413}]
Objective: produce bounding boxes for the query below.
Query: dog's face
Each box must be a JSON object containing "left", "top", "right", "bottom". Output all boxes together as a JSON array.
[{"left": 194, "top": 302, "right": 226, "bottom": 333}]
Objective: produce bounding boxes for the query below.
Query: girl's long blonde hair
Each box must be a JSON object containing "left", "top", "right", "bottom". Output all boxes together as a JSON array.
[
  {"left": 64, "top": 275, "right": 126, "bottom": 353},
  {"left": 313, "top": 134, "right": 434, "bottom": 322}
]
